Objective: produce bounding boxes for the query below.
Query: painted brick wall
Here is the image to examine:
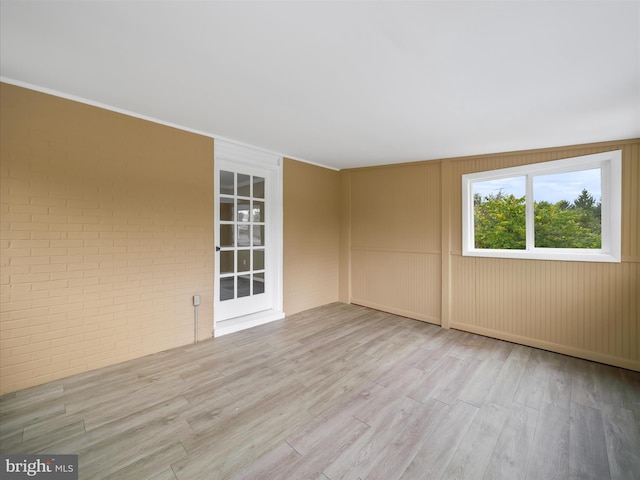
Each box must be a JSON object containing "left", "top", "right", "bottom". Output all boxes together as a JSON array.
[{"left": 0, "top": 84, "right": 215, "bottom": 394}]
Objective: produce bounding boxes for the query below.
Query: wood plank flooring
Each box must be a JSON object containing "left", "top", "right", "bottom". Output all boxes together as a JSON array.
[{"left": 1, "top": 303, "right": 639, "bottom": 479}]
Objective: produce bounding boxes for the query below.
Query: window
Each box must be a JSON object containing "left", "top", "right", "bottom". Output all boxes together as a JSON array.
[{"left": 462, "top": 150, "right": 621, "bottom": 262}]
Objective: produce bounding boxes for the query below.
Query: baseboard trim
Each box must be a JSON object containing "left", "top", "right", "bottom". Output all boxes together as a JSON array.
[
  {"left": 350, "top": 298, "right": 441, "bottom": 326},
  {"left": 449, "top": 321, "right": 640, "bottom": 372}
]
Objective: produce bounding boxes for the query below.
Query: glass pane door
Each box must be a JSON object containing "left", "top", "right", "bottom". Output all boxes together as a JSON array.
[
  {"left": 213, "top": 140, "right": 283, "bottom": 336},
  {"left": 218, "top": 170, "right": 266, "bottom": 305}
]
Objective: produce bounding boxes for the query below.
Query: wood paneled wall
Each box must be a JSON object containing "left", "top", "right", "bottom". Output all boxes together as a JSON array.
[
  {"left": 0, "top": 84, "right": 215, "bottom": 394},
  {"left": 347, "top": 162, "right": 442, "bottom": 323},
  {"left": 446, "top": 140, "right": 639, "bottom": 370},
  {"left": 344, "top": 139, "right": 640, "bottom": 371}
]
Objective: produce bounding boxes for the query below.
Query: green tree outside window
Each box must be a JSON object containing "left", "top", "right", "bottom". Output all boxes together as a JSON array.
[{"left": 474, "top": 189, "right": 601, "bottom": 249}]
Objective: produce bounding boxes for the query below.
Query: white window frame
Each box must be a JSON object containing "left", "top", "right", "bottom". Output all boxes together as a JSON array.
[{"left": 462, "top": 150, "right": 622, "bottom": 263}]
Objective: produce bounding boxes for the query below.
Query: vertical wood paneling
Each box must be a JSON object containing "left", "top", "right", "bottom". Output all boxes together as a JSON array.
[
  {"left": 450, "top": 254, "right": 476, "bottom": 326},
  {"left": 349, "top": 162, "right": 442, "bottom": 323},
  {"left": 351, "top": 250, "right": 441, "bottom": 323},
  {"left": 623, "top": 142, "right": 639, "bottom": 260},
  {"left": 450, "top": 254, "right": 639, "bottom": 370},
  {"left": 446, "top": 140, "right": 639, "bottom": 371},
  {"left": 353, "top": 139, "right": 638, "bottom": 371}
]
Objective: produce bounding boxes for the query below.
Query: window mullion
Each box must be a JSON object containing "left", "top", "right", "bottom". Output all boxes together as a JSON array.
[{"left": 526, "top": 174, "right": 534, "bottom": 251}]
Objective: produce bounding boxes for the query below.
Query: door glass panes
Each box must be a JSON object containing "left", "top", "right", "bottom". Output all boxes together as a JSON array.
[
  {"left": 238, "top": 275, "right": 251, "bottom": 298},
  {"left": 238, "top": 174, "right": 251, "bottom": 197},
  {"left": 238, "top": 225, "right": 250, "bottom": 247},
  {"left": 253, "top": 273, "right": 265, "bottom": 294},
  {"left": 254, "top": 249, "right": 264, "bottom": 270},
  {"left": 237, "top": 200, "right": 250, "bottom": 222},
  {"left": 220, "top": 277, "right": 234, "bottom": 301},
  {"left": 220, "top": 224, "right": 234, "bottom": 247},
  {"left": 253, "top": 225, "right": 264, "bottom": 246},
  {"left": 219, "top": 170, "right": 267, "bottom": 302},
  {"left": 533, "top": 169, "right": 602, "bottom": 248},
  {"left": 253, "top": 201, "right": 264, "bottom": 222},
  {"left": 220, "top": 171, "right": 234, "bottom": 195},
  {"left": 220, "top": 197, "right": 234, "bottom": 221},
  {"left": 237, "top": 249, "right": 250, "bottom": 272},
  {"left": 253, "top": 176, "right": 265, "bottom": 198},
  {"left": 220, "top": 251, "right": 234, "bottom": 275},
  {"left": 472, "top": 176, "right": 526, "bottom": 249}
]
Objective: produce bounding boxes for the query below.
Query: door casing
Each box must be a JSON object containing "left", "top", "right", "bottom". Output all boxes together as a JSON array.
[{"left": 213, "top": 140, "right": 284, "bottom": 336}]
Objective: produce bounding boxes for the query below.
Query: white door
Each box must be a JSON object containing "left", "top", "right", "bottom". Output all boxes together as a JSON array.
[{"left": 214, "top": 141, "right": 283, "bottom": 336}]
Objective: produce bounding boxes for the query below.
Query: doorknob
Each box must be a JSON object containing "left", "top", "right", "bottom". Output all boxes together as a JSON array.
[{"left": 216, "top": 246, "right": 221, "bottom": 252}]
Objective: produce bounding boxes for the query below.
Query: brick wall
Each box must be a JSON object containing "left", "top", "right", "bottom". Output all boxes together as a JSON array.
[{"left": 0, "top": 83, "right": 215, "bottom": 394}]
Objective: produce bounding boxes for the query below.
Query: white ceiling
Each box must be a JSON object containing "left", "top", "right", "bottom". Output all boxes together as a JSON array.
[{"left": 1, "top": 1, "right": 639, "bottom": 170}]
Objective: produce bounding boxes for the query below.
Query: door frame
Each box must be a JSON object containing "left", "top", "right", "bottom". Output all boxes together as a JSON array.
[{"left": 213, "top": 139, "right": 284, "bottom": 336}]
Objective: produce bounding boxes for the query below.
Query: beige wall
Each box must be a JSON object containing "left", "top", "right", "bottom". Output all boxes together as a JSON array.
[
  {"left": 347, "top": 162, "right": 442, "bottom": 323},
  {"left": 283, "top": 158, "right": 341, "bottom": 315},
  {"left": 445, "top": 141, "right": 640, "bottom": 371},
  {"left": 343, "top": 139, "right": 640, "bottom": 371},
  {"left": 0, "top": 84, "right": 215, "bottom": 394},
  {"left": 0, "top": 84, "right": 344, "bottom": 395},
  {"left": 2, "top": 81, "right": 637, "bottom": 394}
]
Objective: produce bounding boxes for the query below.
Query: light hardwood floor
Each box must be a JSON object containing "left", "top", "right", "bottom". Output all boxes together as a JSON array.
[{"left": 1, "top": 303, "right": 639, "bottom": 479}]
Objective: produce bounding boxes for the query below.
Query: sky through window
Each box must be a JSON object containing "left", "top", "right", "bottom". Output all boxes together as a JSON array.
[{"left": 472, "top": 168, "right": 601, "bottom": 204}]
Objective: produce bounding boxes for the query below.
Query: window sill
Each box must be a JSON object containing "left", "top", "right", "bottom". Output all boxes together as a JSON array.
[{"left": 463, "top": 249, "right": 620, "bottom": 263}]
